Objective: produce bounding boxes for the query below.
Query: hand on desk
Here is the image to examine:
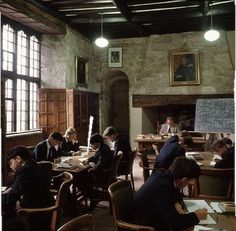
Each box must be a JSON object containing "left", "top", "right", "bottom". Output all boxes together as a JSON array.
[
  {"left": 175, "top": 202, "right": 188, "bottom": 214},
  {"left": 195, "top": 208, "right": 207, "bottom": 220}
]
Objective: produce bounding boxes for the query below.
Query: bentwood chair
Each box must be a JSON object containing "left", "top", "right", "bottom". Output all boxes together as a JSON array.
[
  {"left": 57, "top": 214, "right": 95, "bottom": 231},
  {"left": 17, "top": 172, "right": 73, "bottom": 231},
  {"left": 117, "top": 150, "right": 137, "bottom": 191},
  {"left": 108, "top": 180, "right": 156, "bottom": 231},
  {"left": 196, "top": 168, "right": 234, "bottom": 201}
]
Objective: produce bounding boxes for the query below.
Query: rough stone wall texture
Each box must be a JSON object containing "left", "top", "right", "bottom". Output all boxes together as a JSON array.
[
  {"left": 94, "top": 31, "right": 234, "bottom": 96},
  {"left": 41, "top": 26, "right": 100, "bottom": 93},
  {"left": 41, "top": 28, "right": 234, "bottom": 134}
]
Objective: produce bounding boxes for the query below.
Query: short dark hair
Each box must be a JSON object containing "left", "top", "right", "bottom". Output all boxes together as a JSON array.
[
  {"left": 103, "top": 126, "right": 118, "bottom": 137},
  {"left": 182, "top": 137, "right": 194, "bottom": 149},
  {"left": 49, "top": 132, "right": 63, "bottom": 141},
  {"left": 223, "top": 138, "right": 233, "bottom": 146},
  {"left": 7, "top": 146, "right": 30, "bottom": 161},
  {"left": 90, "top": 133, "right": 104, "bottom": 144},
  {"left": 168, "top": 156, "right": 200, "bottom": 180},
  {"left": 212, "top": 139, "right": 227, "bottom": 151},
  {"left": 166, "top": 116, "right": 174, "bottom": 121}
]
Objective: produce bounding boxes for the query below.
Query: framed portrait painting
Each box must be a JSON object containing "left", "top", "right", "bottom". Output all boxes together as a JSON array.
[
  {"left": 169, "top": 49, "right": 200, "bottom": 86},
  {"left": 108, "top": 47, "right": 122, "bottom": 68}
]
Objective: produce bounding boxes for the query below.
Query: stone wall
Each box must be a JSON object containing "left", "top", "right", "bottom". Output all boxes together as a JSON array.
[{"left": 41, "top": 28, "right": 234, "bottom": 146}]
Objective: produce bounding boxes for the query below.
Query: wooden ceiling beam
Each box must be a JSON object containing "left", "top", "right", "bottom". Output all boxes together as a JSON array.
[
  {"left": 3, "top": 0, "right": 66, "bottom": 34},
  {"left": 70, "top": 16, "right": 126, "bottom": 23},
  {"left": 112, "top": 0, "right": 148, "bottom": 36}
]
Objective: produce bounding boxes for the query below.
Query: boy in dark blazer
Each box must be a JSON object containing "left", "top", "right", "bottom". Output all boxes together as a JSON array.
[
  {"left": 132, "top": 157, "right": 207, "bottom": 231},
  {"left": 32, "top": 132, "right": 63, "bottom": 162},
  {"left": 2, "top": 146, "right": 54, "bottom": 222}
]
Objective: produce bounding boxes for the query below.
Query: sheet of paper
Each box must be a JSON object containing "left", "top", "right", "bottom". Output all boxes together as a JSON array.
[
  {"left": 184, "top": 200, "right": 214, "bottom": 213},
  {"left": 199, "top": 214, "right": 216, "bottom": 225},
  {"left": 194, "top": 225, "right": 218, "bottom": 231},
  {"left": 210, "top": 202, "right": 223, "bottom": 213}
]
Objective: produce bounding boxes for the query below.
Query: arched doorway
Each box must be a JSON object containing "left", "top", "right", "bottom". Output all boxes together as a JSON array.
[{"left": 110, "top": 79, "right": 129, "bottom": 137}]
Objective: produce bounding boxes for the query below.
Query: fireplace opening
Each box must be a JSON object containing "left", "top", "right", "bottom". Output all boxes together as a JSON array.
[{"left": 142, "top": 104, "right": 196, "bottom": 134}]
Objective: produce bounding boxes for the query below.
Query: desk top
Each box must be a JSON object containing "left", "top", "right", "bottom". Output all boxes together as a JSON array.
[
  {"left": 135, "top": 137, "right": 206, "bottom": 144},
  {"left": 53, "top": 152, "right": 94, "bottom": 173}
]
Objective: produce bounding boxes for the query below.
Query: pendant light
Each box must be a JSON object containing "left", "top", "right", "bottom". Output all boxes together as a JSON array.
[
  {"left": 204, "top": 5, "right": 220, "bottom": 42},
  {"left": 95, "top": 13, "right": 109, "bottom": 48}
]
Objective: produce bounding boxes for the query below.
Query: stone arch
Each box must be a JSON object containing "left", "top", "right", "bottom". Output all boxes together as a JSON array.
[{"left": 100, "top": 70, "right": 129, "bottom": 134}]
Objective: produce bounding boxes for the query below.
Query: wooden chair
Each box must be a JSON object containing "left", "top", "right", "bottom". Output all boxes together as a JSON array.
[
  {"left": 17, "top": 172, "right": 73, "bottom": 231},
  {"left": 108, "top": 180, "right": 156, "bottom": 231},
  {"left": 195, "top": 168, "right": 234, "bottom": 201},
  {"left": 96, "top": 151, "right": 123, "bottom": 189},
  {"left": 92, "top": 152, "right": 123, "bottom": 211},
  {"left": 57, "top": 214, "right": 95, "bottom": 231},
  {"left": 137, "top": 150, "right": 156, "bottom": 182},
  {"left": 117, "top": 150, "right": 137, "bottom": 191}
]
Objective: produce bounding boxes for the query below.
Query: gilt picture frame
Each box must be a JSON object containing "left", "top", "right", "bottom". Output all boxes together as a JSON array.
[
  {"left": 169, "top": 49, "right": 200, "bottom": 86},
  {"left": 108, "top": 47, "right": 122, "bottom": 68}
]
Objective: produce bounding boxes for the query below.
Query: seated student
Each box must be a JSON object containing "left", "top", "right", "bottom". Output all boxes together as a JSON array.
[
  {"left": 159, "top": 116, "right": 180, "bottom": 135},
  {"left": 61, "top": 127, "right": 79, "bottom": 155},
  {"left": 154, "top": 131, "right": 193, "bottom": 170},
  {"left": 2, "top": 146, "right": 54, "bottom": 223},
  {"left": 131, "top": 157, "right": 207, "bottom": 231},
  {"left": 32, "top": 132, "right": 63, "bottom": 162},
  {"left": 103, "top": 126, "right": 131, "bottom": 175},
  {"left": 87, "top": 133, "right": 114, "bottom": 184},
  {"left": 78, "top": 134, "right": 113, "bottom": 209},
  {"left": 212, "top": 139, "right": 234, "bottom": 168}
]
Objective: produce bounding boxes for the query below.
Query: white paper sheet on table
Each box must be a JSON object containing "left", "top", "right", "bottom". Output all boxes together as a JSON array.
[
  {"left": 198, "top": 214, "right": 216, "bottom": 225},
  {"left": 194, "top": 225, "right": 219, "bottom": 231},
  {"left": 184, "top": 200, "right": 214, "bottom": 213}
]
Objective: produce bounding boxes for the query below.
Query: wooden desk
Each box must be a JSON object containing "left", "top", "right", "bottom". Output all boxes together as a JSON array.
[
  {"left": 135, "top": 137, "right": 206, "bottom": 151},
  {"left": 210, "top": 212, "right": 236, "bottom": 231},
  {"left": 53, "top": 153, "right": 95, "bottom": 207}
]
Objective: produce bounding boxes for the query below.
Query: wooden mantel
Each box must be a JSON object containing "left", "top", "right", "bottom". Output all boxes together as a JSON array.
[{"left": 132, "top": 94, "right": 233, "bottom": 108}]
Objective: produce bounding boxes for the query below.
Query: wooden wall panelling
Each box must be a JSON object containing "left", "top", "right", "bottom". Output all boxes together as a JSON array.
[
  {"left": 66, "top": 90, "right": 99, "bottom": 146},
  {"left": 39, "top": 89, "right": 67, "bottom": 137}
]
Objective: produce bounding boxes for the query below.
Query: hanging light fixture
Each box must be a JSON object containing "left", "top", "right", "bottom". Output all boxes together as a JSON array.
[
  {"left": 204, "top": 5, "right": 220, "bottom": 42},
  {"left": 95, "top": 13, "right": 109, "bottom": 48}
]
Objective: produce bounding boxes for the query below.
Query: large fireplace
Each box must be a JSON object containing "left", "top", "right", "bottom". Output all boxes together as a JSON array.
[{"left": 132, "top": 94, "right": 233, "bottom": 134}]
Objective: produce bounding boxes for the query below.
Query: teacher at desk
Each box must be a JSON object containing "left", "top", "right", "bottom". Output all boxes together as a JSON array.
[{"left": 159, "top": 116, "right": 180, "bottom": 135}]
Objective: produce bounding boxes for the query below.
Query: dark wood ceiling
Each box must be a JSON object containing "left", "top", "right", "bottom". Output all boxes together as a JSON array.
[{"left": 1, "top": 0, "right": 235, "bottom": 40}]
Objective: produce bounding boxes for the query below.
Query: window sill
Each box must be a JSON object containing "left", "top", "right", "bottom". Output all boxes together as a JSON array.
[{"left": 6, "top": 129, "right": 43, "bottom": 138}]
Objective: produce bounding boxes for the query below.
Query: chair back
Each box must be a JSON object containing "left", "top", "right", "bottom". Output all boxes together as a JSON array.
[
  {"left": 37, "top": 161, "right": 53, "bottom": 188},
  {"left": 108, "top": 180, "right": 155, "bottom": 231},
  {"left": 108, "top": 151, "right": 123, "bottom": 184},
  {"left": 137, "top": 150, "right": 150, "bottom": 181},
  {"left": 196, "top": 168, "right": 234, "bottom": 201},
  {"left": 57, "top": 214, "right": 95, "bottom": 231},
  {"left": 51, "top": 172, "right": 73, "bottom": 230},
  {"left": 118, "top": 150, "right": 137, "bottom": 176},
  {"left": 16, "top": 172, "right": 73, "bottom": 231},
  {"left": 108, "top": 180, "right": 134, "bottom": 222}
]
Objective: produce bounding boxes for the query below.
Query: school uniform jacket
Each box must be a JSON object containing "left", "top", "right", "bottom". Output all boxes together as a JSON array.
[
  {"left": 154, "top": 135, "right": 185, "bottom": 170},
  {"left": 131, "top": 169, "right": 199, "bottom": 231}
]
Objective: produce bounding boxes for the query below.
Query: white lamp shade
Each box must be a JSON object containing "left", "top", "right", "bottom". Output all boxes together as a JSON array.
[
  {"left": 204, "top": 29, "right": 220, "bottom": 42},
  {"left": 95, "top": 37, "right": 109, "bottom": 48}
]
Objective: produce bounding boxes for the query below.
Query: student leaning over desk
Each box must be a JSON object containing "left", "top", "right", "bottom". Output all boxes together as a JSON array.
[{"left": 131, "top": 157, "right": 207, "bottom": 231}]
